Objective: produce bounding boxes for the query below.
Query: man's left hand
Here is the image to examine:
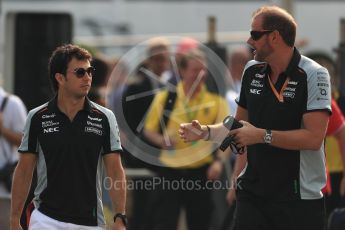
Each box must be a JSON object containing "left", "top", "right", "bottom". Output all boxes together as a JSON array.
[{"left": 229, "top": 121, "right": 263, "bottom": 147}]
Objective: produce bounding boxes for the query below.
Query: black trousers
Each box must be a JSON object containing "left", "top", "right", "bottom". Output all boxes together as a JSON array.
[
  {"left": 232, "top": 190, "right": 326, "bottom": 230},
  {"left": 150, "top": 165, "right": 213, "bottom": 230}
]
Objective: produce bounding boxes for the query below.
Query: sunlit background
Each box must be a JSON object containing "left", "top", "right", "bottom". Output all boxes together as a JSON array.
[{"left": 1, "top": 0, "right": 345, "bottom": 229}]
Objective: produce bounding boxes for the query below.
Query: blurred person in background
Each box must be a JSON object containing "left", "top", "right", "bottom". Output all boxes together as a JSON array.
[
  {"left": 107, "top": 58, "right": 128, "bottom": 119},
  {"left": 0, "top": 83, "right": 27, "bottom": 230},
  {"left": 88, "top": 56, "right": 113, "bottom": 106},
  {"left": 165, "top": 37, "right": 199, "bottom": 86},
  {"left": 10, "top": 44, "right": 126, "bottom": 230},
  {"left": 218, "top": 46, "right": 252, "bottom": 230},
  {"left": 226, "top": 46, "right": 252, "bottom": 116},
  {"left": 121, "top": 37, "right": 171, "bottom": 230},
  {"left": 143, "top": 48, "right": 229, "bottom": 230},
  {"left": 122, "top": 37, "right": 171, "bottom": 162},
  {"left": 91, "top": 56, "right": 112, "bottom": 87},
  {"left": 324, "top": 99, "right": 345, "bottom": 215}
]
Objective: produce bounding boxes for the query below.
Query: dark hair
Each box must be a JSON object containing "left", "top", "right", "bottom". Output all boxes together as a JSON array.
[
  {"left": 253, "top": 6, "right": 297, "bottom": 47},
  {"left": 48, "top": 44, "right": 92, "bottom": 91}
]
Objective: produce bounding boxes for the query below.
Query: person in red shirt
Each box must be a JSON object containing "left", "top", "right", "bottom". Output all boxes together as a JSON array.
[{"left": 323, "top": 98, "right": 345, "bottom": 215}]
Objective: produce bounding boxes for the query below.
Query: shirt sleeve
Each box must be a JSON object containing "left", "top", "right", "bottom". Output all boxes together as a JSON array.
[
  {"left": 18, "top": 110, "right": 39, "bottom": 154},
  {"left": 102, "top": 110, "right": 123, "bottom": 155},
  {"left": 306, "top": 67, "right": 332, "bottom": 113},
  {"left": 236, "top": 71, "right": 248, "bottom": 110}
]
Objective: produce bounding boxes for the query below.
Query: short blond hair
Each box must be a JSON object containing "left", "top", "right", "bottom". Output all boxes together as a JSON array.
[
  {"left": 253, "top": 5, "right": 297, "bottom": 47},
  {"left": 147, "top": 37, "right": 170, "bottom": 57}
]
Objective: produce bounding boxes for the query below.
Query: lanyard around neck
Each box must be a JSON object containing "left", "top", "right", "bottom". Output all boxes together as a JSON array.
[{"left": 267, "top": 75, "right": 290, "bottom": 103}]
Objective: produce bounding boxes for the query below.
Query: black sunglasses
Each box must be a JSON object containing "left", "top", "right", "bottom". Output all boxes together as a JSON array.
[
  {"left": 69, "top": 66, "right": 95, "bottom": 78},
  {"left": 250, "top": 30, "right": 273, "bottom": 41}
]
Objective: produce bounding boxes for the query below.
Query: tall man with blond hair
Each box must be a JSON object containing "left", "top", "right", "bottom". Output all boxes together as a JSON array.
[{"left": 180, "top": 6, "right": 331, "bottom": 230}]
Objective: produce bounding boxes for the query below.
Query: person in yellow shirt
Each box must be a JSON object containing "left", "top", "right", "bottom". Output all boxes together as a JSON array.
[
  {"left": 143, "top": 48, "right": 229, "bottom": 230},
  {"left": 325, "top": 99, "right": 345, "bottom": 216}
]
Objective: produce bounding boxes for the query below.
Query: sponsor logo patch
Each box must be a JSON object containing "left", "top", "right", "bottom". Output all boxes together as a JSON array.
[
  {"left": 88, "top": 115, "right": 102, "bottom": 122},
  {"left": 283, "top": 91, "right": 295, "bottom": 99},
  {"left": 250, "top": 88, "right": 261, "bottom": 95},
  {"left": 43, "top": 127, "right": 59, "bottom": 133},
  {"left": 317, "top": 83, "right": 329, "bottom": 87},
  {"left": 317, "top": 97, "right": 329, "bottom": 101},
  {"left": 288, "top": 81, "right": 298, "bottom": 86},
  {"left": 42, "top": 120, "right": 59, "bottom": 128},
  {"left": 255, "top": 73, "right": 265, "bottom": 79},
  {"left": 285, "top": 87, "right": 296, "bottom": 92},
  {"left": 319, "top": 88, "right": 328, "bottom": 96},
  {"left": 87, "top": 121, "right": 103, "bottom": 128},
  {"left": 317, "top": 75, "right": 329, "bottom": 83},
  {"left": 42, "top": 113, "right": 56, "bottom": 119},
  {"left": 250, "top": 79, "right": 264, "bottom": 87},
  {"left": 85, "top": 127, "right": 102, "bottom": 136},
  {"left": 317, "top": 71, "right": 328, "bottom": 76}
]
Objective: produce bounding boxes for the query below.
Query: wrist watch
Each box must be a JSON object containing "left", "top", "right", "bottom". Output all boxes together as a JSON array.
[
  {"left": 263, "top": 129, "right": 272, "bottom": 144},
  {"left": 114, "top": 213, "right": 128, "bottom": 226}
]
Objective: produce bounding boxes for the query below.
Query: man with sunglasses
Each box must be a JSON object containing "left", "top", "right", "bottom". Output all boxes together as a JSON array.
[
  {"left": 179, "top": 5, "right": 331, "bottom": 230},
  {"left": 10, "top": 44, "right": 127, "bottom": 230}
]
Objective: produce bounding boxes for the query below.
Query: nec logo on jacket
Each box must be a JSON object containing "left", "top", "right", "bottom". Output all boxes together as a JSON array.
[
  {"left": 44, "top": 127, "right": 59, "bottom": 133},
  {"left": 250, "top": 88, "right": 262, "bottom": 95}
]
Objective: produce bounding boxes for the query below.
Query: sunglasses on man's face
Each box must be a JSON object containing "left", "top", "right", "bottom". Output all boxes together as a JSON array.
[
  {"left": 70, "top": 66, "right": 95, "bottom": 78},
  {"left": 250, "top": 30, "right": 273, "bottom": 41}
]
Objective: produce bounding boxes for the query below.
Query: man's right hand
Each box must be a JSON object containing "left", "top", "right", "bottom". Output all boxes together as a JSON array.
[{"left": 179, "top": 120, "right": 206, "bottom": 142}]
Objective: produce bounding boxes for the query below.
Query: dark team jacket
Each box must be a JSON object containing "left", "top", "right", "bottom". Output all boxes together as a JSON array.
[
  {"left": 18, "top": 96, "right": 122, "bottom": 227},
  {"left": 236, "top": 48, "right": 332, "bottom": 201}
]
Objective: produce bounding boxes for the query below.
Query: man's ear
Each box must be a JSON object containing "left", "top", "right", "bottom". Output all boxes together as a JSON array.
[
  {"left": 55, "top": 73, "right": 65, "bottom": 85},
  {"left": 271, "top": 30, "right": 281, "bottom": 45}
]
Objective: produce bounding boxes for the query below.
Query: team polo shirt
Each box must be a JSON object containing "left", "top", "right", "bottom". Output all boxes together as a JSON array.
[
  {"left": 18, "top": 96, "right": 122, "bottom": 227},
  {"left": 236, "top": 48, "right": 332, "bottom": 201},
  {"left": 145, "top": 83, "right": 229, "bottom": 168}
]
